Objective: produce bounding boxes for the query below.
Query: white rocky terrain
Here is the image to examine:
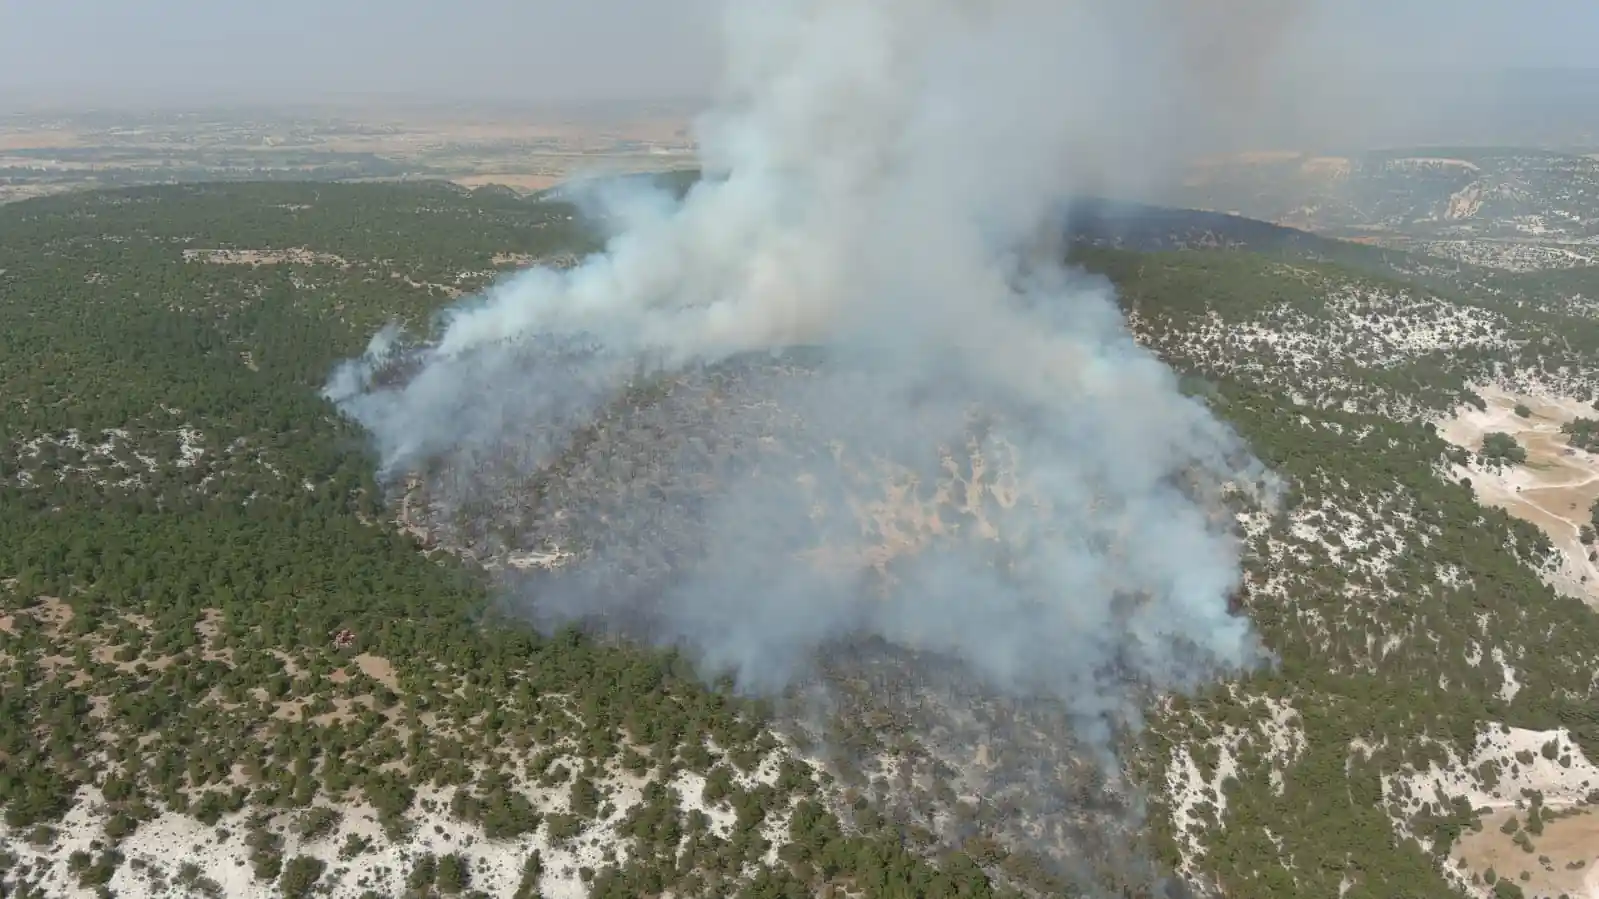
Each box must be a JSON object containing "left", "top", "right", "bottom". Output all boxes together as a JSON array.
[{"left": 0, "top": 754, "right": 804, "bottom": 899}]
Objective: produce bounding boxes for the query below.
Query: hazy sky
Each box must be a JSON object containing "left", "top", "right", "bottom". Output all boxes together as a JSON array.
[
  {"left": 0, "top": 0, "right": 1597, "bottom": 108},
  {"left": 0, "top": 0, "right": 723, "bottom": 106}
]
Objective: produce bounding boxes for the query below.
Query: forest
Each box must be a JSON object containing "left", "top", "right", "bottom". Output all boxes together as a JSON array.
[{"left": 2, "top": 179, "right": 1599, "bottom": 898}]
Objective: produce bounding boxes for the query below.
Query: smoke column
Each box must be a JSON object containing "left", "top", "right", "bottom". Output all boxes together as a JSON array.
[{"left": 327, "top": 0, "right": 1278, "bottom": 741}]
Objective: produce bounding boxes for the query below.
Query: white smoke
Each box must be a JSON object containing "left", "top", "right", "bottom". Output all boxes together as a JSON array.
[{"left": 327, "top": 0, "right": 1278, "bottom": 738}]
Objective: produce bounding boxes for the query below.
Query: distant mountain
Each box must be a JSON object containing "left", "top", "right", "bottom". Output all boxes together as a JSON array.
[{"left": 1165, "top": 148, "right": 1599, "bottom": 277}]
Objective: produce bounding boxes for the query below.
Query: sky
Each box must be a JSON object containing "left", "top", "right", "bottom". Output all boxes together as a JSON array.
[
  {"left": 2, "top": 0, "right": 1598, "bottom": 109},
  {"left": 0, "top": 0, "right": 723, "bottom": 107}
]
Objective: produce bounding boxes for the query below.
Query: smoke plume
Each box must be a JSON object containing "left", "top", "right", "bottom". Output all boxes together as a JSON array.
[{"left": 328, "top": 0, "right": 1277, "bottom": 753}]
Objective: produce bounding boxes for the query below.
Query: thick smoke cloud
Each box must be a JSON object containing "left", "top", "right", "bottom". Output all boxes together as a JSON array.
[{"left": 327, "top": 0, "right": 1278, "bottom": 738}]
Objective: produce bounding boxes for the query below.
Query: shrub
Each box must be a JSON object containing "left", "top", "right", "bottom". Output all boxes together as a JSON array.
[
  {"left": 279, "top": 856, "right": 326, "bottom": 898},
  {"left": 438, "top": 852, "right": 471, "bottom": 894},
  {"left": 1480, "top": 432, "right": 1527, "bottom": 465}
]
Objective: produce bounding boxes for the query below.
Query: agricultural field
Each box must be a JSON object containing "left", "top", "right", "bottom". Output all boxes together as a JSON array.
[{"left": 0, "top": 105, "right": 696, "bottom": 205}]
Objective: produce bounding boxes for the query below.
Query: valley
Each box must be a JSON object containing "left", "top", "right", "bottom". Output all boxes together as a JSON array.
[
  {"left": 1171, "top": 148, "right": 1599, "bottom": 277},
  {"left": 0, "top": 106, "right": 696, "bottom": 205}
]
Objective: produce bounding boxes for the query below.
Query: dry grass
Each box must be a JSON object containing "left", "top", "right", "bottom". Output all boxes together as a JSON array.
[
  {"left": 1437, "top": 386, "right": 1599, "bottom": 606},
  {"left": 353, "top": 652, "right": 399, "bottom": 692},
  {"left": 0, "top": 108, "right": 697, "bottom": 208},
  {"left": 1454, "top": 807, "right": 1599, "bottom": 899},
  {"left": 0, "top": 130, "right": 82, "bottom": 150}
]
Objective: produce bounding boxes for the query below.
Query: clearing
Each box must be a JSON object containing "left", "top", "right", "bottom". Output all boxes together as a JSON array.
[
  {"left": 1437, "top": 385, "right": 1599, "bottom": 606},
  {"left": 1393, "top": 725, "right": 1599, "bottom": 899},
  {"left": 1453, "top": 806, "right": 1599, "bottom": 899}
]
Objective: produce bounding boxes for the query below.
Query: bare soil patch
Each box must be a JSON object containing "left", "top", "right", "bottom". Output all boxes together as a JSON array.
[
  {"left": 353, "top": 653, "right": 399, "bottom": 692},
  {"left": 1399, "top": 726, "right": 1599, "bottom": 897},
  {"left": 32, "top": 595, "right": 74, "bottom": 634},
  {"left": 1437, "top": 385, "right": 1599, "bottom": 606},
  {"left": 1391, "top": 156, "right": 1481, "bottom": 172},
  {"left": 182, "top": 247, "right": 349, "bottom": 267},
  {"left": 1454, "top": 807, "right": 1599, "bottom": 899},
  {"left": 194, "top": 608, "right": 234, "bottom": 664},
  {"left": 0, "top": 129, "right": 82, "bottom": 150}
]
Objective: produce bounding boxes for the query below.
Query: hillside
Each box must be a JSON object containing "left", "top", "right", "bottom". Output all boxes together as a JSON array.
[
  {"left": 1171, "top": 149, "right": 1599, "bottom": 274},
  {"left": 4, "top": 182, "right": 1599, "bottom": 899}
]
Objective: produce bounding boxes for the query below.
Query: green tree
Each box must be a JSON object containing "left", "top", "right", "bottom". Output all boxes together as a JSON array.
[
  {"left": 1480, "top": 432, "right": 1528, "bottom": 465},
  {"left": 438, "top": 852, "right": 471, "bottom": 894},
  {"left": 279, "top": 855, "right": 326, "bottom": 898}
]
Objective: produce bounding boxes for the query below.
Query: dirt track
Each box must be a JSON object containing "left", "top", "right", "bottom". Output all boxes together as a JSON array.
[{"left": 1438, "top": 386, "right": 1599, "bottom": 607}]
